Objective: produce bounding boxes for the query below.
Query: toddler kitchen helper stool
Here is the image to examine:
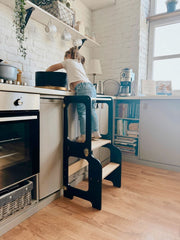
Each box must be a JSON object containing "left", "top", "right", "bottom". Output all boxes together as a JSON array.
[{"left": 63, "top": 95, "right": 122, "bottom": 210}]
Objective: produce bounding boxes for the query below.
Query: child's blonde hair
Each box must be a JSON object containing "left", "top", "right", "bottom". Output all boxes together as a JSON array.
[
  {"left": 81, "top": 55, "right": 85, "bottom": 65},
  {"left": 65, "top": 47, "right": 81, "bottom": 62}
]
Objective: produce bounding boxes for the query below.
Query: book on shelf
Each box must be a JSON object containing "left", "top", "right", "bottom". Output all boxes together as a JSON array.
[
  {"left": 117, "top": 145, "right": 136, "bottom": 153},
  {"left": 116, "top": 102, "right": 140, "bottom": 119},
  {"left": 116, "top": 120, "right": 139, "bottom": 137},
  {"left": 117, "top": 119, "right": 123, "bottom": 136},
  {"left": 114, "top": 142, "right": 137, "bottom": 147},
  {"left": 127, "top": 134, "right": 138, "bottom": 138},
  {"left": 128, "top": 122, "right": 139, "bottom": 131},
  {"left": 115, "top": 137, "right": 137, "bottom": 146},
  {"left": 126, "top": 130, "right": 139, "bottom": 138},
  {"left": 115, "top": 136, "right": 137, "bottom": 143},
  {"left": 115, "top": 136, "right": 137, "bottom": 154}
]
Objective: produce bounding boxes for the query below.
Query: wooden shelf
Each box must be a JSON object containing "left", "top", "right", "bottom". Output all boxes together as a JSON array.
[
  {"left": 0, "top": 0, "right": 100, "bottom": 48},
  {"left": 115, "top": 117, "right": 139, "bottom": 121}
]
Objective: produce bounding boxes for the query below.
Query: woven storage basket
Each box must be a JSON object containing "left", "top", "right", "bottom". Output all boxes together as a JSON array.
[
  {"left": 40, "top": 1, "right": 75, "bottom": 27},
  {"left": 0, "top": 181, "right": 33, "bottom": 221}
]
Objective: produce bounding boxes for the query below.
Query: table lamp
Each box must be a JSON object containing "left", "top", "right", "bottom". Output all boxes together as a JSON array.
[{"left": 88, "top": 59, "right": 102, "bottom": 89}]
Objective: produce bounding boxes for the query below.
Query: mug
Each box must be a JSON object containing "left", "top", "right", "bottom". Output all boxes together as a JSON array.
[
  {"left": 45, "top": 23, "right": 57, "bottom": 33},
  {"left": 61, "top": 29, "right": 72, "bottom": 41}
]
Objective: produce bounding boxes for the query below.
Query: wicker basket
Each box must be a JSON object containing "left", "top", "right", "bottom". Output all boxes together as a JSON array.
[
  {"left": 39, "top": 1, "right": 75, "bottom": 27},
  {"left": 0, "top": 181, "right": 33, "bottom": 221}
]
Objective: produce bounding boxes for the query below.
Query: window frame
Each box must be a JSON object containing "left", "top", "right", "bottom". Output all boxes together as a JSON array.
[{"left": 147, "top": 0, "right": 180, "bottom": 83}]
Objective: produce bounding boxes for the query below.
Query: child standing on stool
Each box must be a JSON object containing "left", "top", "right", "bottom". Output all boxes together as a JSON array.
[{"left": 46, "top": 47, "right": 101, "bottom": 143}]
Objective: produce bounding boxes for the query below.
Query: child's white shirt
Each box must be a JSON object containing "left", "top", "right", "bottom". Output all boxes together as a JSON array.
[{"left": 61, "top": 59, "right": 90, "bottom": 88}]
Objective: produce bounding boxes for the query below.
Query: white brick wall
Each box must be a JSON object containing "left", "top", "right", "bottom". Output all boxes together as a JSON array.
[
  {"left": 91, "top": 0, "right": 150, "bottom": 95},
  {"left": 0, "top": 1, "right": 92, "bottom": 86},
  {"left": 0, "top": 0, "right": 150, "bottom": 91}
]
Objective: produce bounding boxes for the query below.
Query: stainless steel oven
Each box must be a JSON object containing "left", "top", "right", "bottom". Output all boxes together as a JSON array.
[{"left": 0, "top": 91, "right": 40, "bottom": 190}]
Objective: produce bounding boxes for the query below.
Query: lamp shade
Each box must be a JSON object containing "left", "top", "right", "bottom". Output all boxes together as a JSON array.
[{"left": 88, "top": 59, "right": 102, "bottom": 75}]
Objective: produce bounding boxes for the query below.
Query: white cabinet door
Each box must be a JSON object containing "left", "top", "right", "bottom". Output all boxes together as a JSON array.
[
  {"left": 139, "top": 99, "right": 180, "bottom": 166},
  {"left": 39, "top": 98, "right": 63, "bottom": 199},
  {"left": 98, "top": 103, "right": 110, "bottom": 163},
  {"left": 99, "top": 103, "right": 109, "bottom": 135}
]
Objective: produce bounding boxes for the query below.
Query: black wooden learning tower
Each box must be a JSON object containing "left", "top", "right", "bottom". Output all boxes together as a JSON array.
[{"left": 63, "top": 96, "right": 121, "bottom": 210}]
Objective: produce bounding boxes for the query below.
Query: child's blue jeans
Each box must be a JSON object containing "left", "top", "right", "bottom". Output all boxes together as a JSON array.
[{"left": 75, "top": 82, "right": 99, "bottom": 135}]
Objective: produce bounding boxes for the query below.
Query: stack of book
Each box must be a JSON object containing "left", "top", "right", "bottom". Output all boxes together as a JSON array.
[
  {"left": 116, "top": 120, "right": 139, "bottom": 137},
  {"left": 114, "top": 137, "right": 137, "bottom": 153},
  {"left": 127, "top": 122, "right": 139, "bottom": 138}
]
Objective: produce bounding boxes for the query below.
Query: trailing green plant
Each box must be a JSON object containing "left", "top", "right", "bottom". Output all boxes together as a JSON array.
[{"left": 13, "top": 0, "right": 27, "bottom": 58}]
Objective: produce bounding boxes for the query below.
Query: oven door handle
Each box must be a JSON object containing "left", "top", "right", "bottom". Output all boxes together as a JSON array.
[{"left": 0, "top": 116, "right": 38, "bottom": 122}]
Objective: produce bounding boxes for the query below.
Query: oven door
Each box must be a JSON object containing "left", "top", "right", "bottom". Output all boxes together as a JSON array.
[{"left": 0, "top": 111, "right": 39, "bottom": 190}]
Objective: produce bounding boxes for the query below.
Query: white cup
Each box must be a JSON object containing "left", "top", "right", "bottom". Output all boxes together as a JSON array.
[
  {"left": 61, "top": 29, "right": 72, "bottom": 41},
  {"left": 45, "top": 24, "right": 57, "bottom": 33}
]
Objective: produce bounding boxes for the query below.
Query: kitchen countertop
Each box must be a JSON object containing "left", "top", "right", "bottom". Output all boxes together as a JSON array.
[
  {"left": 115, "top": 94, "right": 180, "bottom": 100},
  {"left": 1, "top": 83, "right": 180, "bottom": 99},
  {"left": 0, "top": 83, "right": 73, "bottom": 96}
]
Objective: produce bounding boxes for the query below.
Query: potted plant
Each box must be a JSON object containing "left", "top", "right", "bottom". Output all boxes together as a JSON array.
[
  {"left": 166, "top": 0, "right": 178, "bottom": 13},
  {"left": 13, "top": 0, "right": 27, "bottom": 58}
]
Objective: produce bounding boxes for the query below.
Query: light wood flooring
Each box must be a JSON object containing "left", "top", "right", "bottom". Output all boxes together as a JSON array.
[{"left": 1, "top": 161, "right": 180, "bottom": 240}]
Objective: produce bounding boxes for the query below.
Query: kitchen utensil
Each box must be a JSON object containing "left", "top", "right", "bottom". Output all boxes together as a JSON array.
[
  {"left": 0, "top": 62, "right": 18, "bottom": 81},
  {"left": 103, "top": 79, "right": 120, "bottom": 96},
  {"left": 35, "top": 71, "right": 67, "bottom": 90}
]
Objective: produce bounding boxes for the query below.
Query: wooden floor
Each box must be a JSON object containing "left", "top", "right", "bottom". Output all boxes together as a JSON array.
[{"left": 1, "top": 161, "right": 180, "bottom": 240}]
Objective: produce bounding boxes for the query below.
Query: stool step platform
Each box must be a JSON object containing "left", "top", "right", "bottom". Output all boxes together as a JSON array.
[
  {"left": 92, "top": 139, "right": 111, "bottom": 150},
  {"left": 69, "top": 159, "right": 120, "bottom": 180}
]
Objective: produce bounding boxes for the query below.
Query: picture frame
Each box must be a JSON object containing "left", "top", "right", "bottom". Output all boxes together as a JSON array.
[{"left": 156, "top": 81, "right": 172, "bottom": 96}]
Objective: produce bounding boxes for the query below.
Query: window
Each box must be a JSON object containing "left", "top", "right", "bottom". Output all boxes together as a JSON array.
[
  {"left": 155, "top": 0, "right": 180, "bottom": 14},
  {"left": 148, "top": 0, "right": 180, "bottom": 90}
]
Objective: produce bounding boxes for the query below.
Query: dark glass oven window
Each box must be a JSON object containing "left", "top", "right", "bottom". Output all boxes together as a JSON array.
[
  {"left": 0, "top": 122, "right": 31, "bottom": 170},
  {"left": 0, "top": 116, "right": 39, "bottom": 190}
]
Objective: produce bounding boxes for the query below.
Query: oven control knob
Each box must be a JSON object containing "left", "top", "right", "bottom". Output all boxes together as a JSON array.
[{"left": 14, "top": 98, "right": 23, "bottom": 106}]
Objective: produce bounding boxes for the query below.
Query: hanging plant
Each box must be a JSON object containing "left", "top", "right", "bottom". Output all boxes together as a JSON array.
[{"left": 13, "top": 0, "right": 27, "bottom": 58}]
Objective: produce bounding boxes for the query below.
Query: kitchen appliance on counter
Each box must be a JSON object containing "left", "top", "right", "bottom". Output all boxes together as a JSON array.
[
  {"left": 35, "top": 71, "right": 67, "bottom": 90},
  {"left": 0, "top": 60, "right": 24, "bottom": 85},
  {"left": 119, "top": 68, "right": 135, "bottom": 97},
  {"left": 0, "top": 92, "right": 40, "bottom": 191},
  {"left": 0, "top": 62, "right": 18, "bottom": 81}
]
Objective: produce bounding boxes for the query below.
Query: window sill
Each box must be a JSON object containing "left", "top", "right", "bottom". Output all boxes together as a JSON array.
[{"left": 147, "top": 9, "right": 180, "bottom": 22}]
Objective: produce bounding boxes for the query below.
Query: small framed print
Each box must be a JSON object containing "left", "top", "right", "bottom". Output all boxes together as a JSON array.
[{"left": 156, "top": 81, "right": 172, "bottom": 96}]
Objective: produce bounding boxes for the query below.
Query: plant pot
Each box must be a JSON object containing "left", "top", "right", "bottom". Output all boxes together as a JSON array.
[{"left": 166, "top": 1, "right": 177, "bottom": 12}]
